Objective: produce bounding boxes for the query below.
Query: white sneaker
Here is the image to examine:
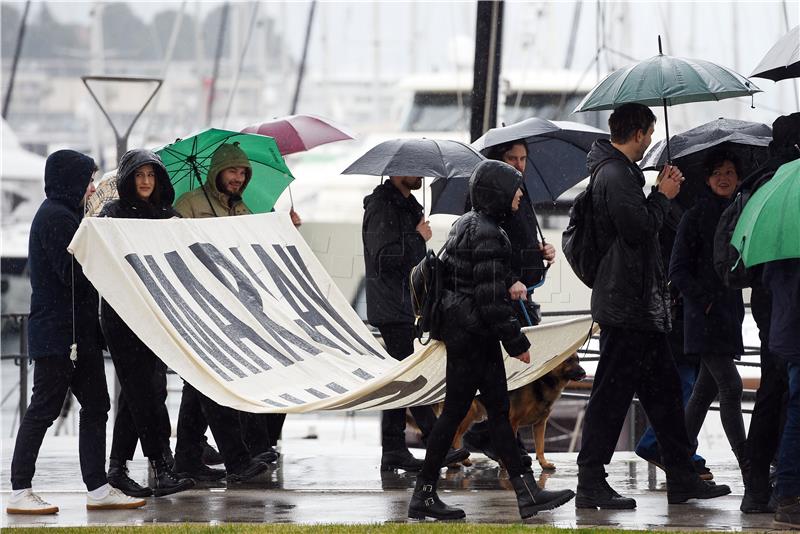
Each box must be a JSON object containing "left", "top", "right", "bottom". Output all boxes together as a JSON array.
[
  {"left": 6, "top": 489, "right": 59, "bottom": 515},
  {"left": 86, "top": 487, "right": 146, "bottom": 510}
]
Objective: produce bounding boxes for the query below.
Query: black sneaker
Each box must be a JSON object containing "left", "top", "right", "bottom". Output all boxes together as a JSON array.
[
  {"left": 253, "top": 449, "right": 279, "bottom": 465},
  {"left": 576, "top": 468, "right": 636, "bottom": 510},
  {"left": 443, "top": 448, "right": 470, "bottom": 467},
  {"left": 775, "top": 496, "right": 800, "bottom": 529}
]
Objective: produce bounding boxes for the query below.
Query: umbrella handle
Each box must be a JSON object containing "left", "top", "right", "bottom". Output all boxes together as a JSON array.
[{"left": 288, "top": 184, "right": 294, "bottom": 209}]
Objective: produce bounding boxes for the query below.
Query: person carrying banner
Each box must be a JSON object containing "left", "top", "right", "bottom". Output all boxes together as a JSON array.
[
  {"left": 172, "top": 143, "right": 274, "bottom": 482},
  {"left": 407, "top": 160, "right": 575, "bottom": 520},
  {"left": 7, "top": 150, "right": 146, "bottom": 514},
  {"left": 362, "top": 175, "right": 469, "bottom": 472},
  {"left": 98, "top": 149, "right": 195, "bottom": 497}
]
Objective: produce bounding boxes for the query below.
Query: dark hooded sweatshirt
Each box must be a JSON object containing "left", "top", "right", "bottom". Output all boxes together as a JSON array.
[
  {"left": 28, "top": 149, "right": 100, "bottom": 359},
  {"left": 587, "top": 139, "right": 672, "bottom": 332},
  {"left": 439, "top": 160, "right": 531, "bottom": 357},
  {"left": 362, "top": 180, "right": 426, "bottom": 326},
  {"left": 99, "top": 149, "right": 178, "bottom": 349}
]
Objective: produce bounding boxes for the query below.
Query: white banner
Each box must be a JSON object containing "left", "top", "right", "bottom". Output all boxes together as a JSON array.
[{"left": 69, "top": 213, "right": 592, "bottom": 413}]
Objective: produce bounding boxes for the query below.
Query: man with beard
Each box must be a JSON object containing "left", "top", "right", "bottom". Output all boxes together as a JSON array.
[{"left": 362, "top": 175, "right": 468, "bottom": 471}]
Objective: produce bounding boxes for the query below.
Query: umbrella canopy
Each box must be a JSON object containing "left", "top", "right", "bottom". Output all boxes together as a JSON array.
[
  {"left": 341, "top": 138, "right": 484, "bottom": 179},
  {"left": 574, "top": 37, "right": 761, "bottom": 161},
  {"left": 241, "top": 114, "right": 354, "bottom": 155},
  {"left": 574, "top": 54, "right": 760, "bottom": 111},
  {"left": 430, "top": 119, "right": 608, "bottom": 215},
  {"left": 640, "top": 118, "right": 772, "bottom": 210},
  {"left": 732, "top": 158, "right": 800, "bottom": 268},
  {"left": 751, "top": 25, "right": 800, "bottom": 81},
  {"left": 156, "top": 128, "right": 294, "bottom": 214}
]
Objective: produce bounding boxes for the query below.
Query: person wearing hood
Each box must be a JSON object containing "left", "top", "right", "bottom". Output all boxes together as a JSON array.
[
  {"left": 740, "top": 112, "right": 800, "bottom": 514},
  {"left": 669, "top": 150, "right": 746, "bottom": 476},
  {"left": 460, "top": 139, "right": 556, "bottom": 469},
  {"left": 407, "top": 160, "right": 575, "bottom": 521},
  {"left": 7, "top": 150, "right": 146, "bottom": 515},
  {"left": 98, "top": 149, "right": 195, "bottom": 498},
  {"left": 172, "top": 143, "right": 271, "bottom": 484},
  {"left": 362, "top": 176, "right": 469, "bottom": 472},
  {"left": 575, "top": 103, "right": 730, "bottom": 510}
]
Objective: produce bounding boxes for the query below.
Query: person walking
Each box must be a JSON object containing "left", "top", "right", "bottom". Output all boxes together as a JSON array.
[
  {"left": 407, "top": 160, "right": 575, "bottom": 520},
  {"left": 635, "top": 192, "right": 713, "bottom": 480},
  {"left": 99, "top": 149, "right": 196, "bottom": 497},
  {"left": 461, "top": 139, "right": 556, "bottom": 468},
  {"left": 739, "top": 112, "right": 800, "bottom": 513},
  {"left": 575, "top": 103, "right": 730, "bottom": 509},
  {"left": 6, "top": 150, "right": 146, "bottom": 514},
  {"left": 172, "top": 142, "right": 272, "bottom": 482},
  {"left": 362, "top": 175, "right": 468, "bottom": 471},
  {"left": 762, "top": 258, "right": 800, "bottom": 529},
  {"left": 670, "top": 151, "right": 747, "bottom": 475}
]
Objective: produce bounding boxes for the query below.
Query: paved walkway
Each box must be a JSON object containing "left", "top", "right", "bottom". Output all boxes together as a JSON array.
[{"left": 0, "top": 413, "right": 783, "bottom": 530}]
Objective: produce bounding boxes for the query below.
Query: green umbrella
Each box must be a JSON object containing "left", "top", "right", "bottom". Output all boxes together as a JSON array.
[
  {"left": 731, "top": 158, "right": 800, "bottom": 268},
  {"left": 156, "top": 128, "right": 294, "bottom": 213},
  {"left": 574, "top": 36, "right": 761, "bottom": 161}
]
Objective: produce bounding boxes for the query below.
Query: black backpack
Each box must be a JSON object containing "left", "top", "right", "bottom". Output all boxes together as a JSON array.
[
  {"left": 409, "top": 247, "right": 445, "bottom": 344},
  {"left": 713, "top": 172, "right": 773, "bottom": 288},
  {"left": 562, "top": 162, "right": 610, "bottom": 288}
]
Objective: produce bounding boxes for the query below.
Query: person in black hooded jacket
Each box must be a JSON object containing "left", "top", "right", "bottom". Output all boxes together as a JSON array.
[
  {"left": 407, "top": 160, "right": 575, "bottom": 521},
  {"left": 98, "top": 149, "right": 194, "bottom": 498},
  {"left": 7, "top": 150, "right": 146, "bottom": 515},
  {"left": 362, "top": 176, "right": 468, "bottom": 471},
  {"left": 575, "top": 103, "right": 730, "bottom": 510}
]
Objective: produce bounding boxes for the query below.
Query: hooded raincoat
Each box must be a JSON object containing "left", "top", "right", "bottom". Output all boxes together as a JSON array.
[{"left": 27, "top": 150, "right": 100, "bottom": 359}]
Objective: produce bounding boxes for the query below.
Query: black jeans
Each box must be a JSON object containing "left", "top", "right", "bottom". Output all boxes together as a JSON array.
[
  {"left": 377, "top": 324, "right": 437, "bottom": 451},
  {"left": 111, "top": 359, "right": 171, "bottom": 462},
  {"left": 577, "top": 325, "right": 694, "bottom": 476},
  {"left": 11, "top": 352, "right": 110, "bottom": 491},
  {"left": 420, "top": 333, "right": 524, "bottom": 480},
  {"left": 745, "top": 287, "right": 788, "bottom": 492},
  {"left": 175, "top": 381, "right": 250, "bottom": 471},
  {"left": 684, "top": 352, "right": 746, "bottom": 454},
  {"left": 106, "top": 331, "right": 171, "bottom": 461}
]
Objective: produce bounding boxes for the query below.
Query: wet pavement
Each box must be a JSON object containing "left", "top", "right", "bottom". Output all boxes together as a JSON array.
[{"left": 0, "top": 413, "right": 788, "bottom": 530}]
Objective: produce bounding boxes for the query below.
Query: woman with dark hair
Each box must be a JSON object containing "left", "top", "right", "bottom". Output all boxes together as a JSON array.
[
  {"left": 99, "top": 149, "right": 195, "bottom": 497},
  {"left": 407, "top": 160, "right": 574, "bottom": 521},
  {"left": 670, "top": 150, "right": 747, "bottom": 476}
]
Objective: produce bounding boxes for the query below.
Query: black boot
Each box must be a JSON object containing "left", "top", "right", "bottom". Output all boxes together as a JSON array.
[
  {"left": 201, "top": 443, "right": 224, "bottom": 466},
  {"left": 381, "top": 449, "right": 424, "bottom": 472},
  {"left": 741, "top": 487, "right": 776, "bottom": 513},
  {"left": 510, "top": 470, "right": 575, "bottom": 518},
  {"left": 226, "top": 458, "right": 269, "bottom": 483},
  {"left": 666, "top": 471, "right": 731, "bottom": 504},
  {"left": 443, "top": 448, "right": 470, "bottom": 467},
  {"left": 408, "top": 477, "right": 465, "bottom": 520},
  {"left": 733, "top": 442, "right": 751, "bottom": 483},
  {"left": 575, "top": 466, "right": 637, "bottom": 509},
  {"left": 108, "top": 458, "right": 153, "bottom": 498},
  {"left": 150, "top": 456, "right": 195, "bottom": 497},
  {"left": 173, "top": 459, "right": 226, "bottom": 482}
]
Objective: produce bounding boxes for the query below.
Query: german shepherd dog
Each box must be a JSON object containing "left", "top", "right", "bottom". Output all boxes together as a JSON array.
[{"left": 431, "top": 352, "right": 586, "bottom": 470}]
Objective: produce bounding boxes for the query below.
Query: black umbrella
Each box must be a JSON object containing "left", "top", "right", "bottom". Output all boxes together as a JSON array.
[
  {"left": 751, "top": 25, "right": 800, "bottom": 81},
  {"left": 430, "top": 119, "right": 608, "bottom": 215},
  {"left": 341, "top": 138, "right": 484, "bottom": 179},
  {"left": 640, "top": 118, "right": 772, "bottom": 210}
]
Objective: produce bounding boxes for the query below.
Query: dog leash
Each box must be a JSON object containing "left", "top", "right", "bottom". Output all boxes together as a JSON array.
[{"left": 518, "top": 265, "right": 549, "bottom": 327}]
